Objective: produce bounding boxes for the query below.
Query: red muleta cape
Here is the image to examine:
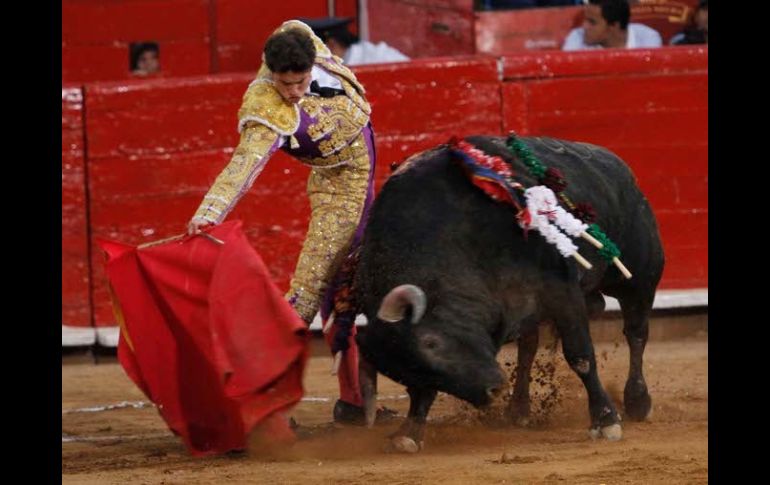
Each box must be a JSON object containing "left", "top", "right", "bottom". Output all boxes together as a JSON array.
[{"left": 97, "top": 221, "right": 309, "bottom": 456}]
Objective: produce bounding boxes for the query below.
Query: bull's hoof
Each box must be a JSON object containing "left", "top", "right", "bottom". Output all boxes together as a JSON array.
[
  {"left": 624, "top": 387, "right": 653, "bottom": 421},
  {"left": 507, "top": 399, "right": 531, "bottom": 428},
  {"left": 386, "top": 435, "right": 422, "bottom": 453},
  {"left": 333, "top": 399, "right": 399, "bottom": 426},
  {"left": 589, "top": 423, "right": 623, "bottom": 441}
]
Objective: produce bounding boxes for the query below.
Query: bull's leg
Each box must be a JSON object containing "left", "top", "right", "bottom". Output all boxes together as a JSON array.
[
  {"left": 359, "top": 355, "right": 378, "bottom": 427},
  {"left": 387, "top": 387, "right": 437, "bottom": 453},
  {"left": 618, "top": 290, "right": 654, "bottom": 421},
  {"left": 552, "top": 297, "right": 622, "bottom": 440},
  {"left": 585, "top": 290, "right": 606, "bottom": 319},
  {"left": 508, "top": 323, "right": 539, "bottom": 426}
]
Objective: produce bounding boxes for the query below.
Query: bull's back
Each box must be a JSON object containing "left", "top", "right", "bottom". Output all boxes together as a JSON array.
[
  {"left": 469, "top": 136, "right": 664, "bottom": 293},
  {"left": 359, "top": 136, "right": 663, "bottom": 304}
]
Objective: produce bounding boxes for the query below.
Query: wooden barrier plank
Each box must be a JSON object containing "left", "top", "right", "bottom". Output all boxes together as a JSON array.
[
  {"left": 368, "top": 0, "right": 475, "bottom": 58},
  {"left": 62, "top": 0, "right": 209, "bottom": 43},
  {"left": 82, "top": 51, "right": 708, "bottom": 328},
  {"left": 62, "top": 87, "right": 91, "bottom": 329},
  {"left": 501, "top": 46, "right": 708, "bottom": 80}
]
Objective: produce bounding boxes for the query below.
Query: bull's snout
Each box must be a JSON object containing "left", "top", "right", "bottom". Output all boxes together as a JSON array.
[
  {"left": 485, "top": 368, "right": 508, "bottom": 404},
  {"left": 486, "top": 386, "right": 504, "bottom": 400}
]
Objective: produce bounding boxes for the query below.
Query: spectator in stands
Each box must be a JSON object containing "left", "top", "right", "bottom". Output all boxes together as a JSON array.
[
  {"left": 130, "top": 42, "right": 160, "bottom": 77},
  {"left": 670, "top": 0, "right": 707, "bottom": 45},
  {"left": 562, "top": 0, "right": 662, "bottom": 50},
  {"left": 300, "top": 17, "right": 409, "bottom": 66}
]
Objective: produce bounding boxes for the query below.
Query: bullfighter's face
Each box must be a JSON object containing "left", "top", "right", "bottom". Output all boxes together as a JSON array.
[{"left": 272, "top": 69, "right": 312, "bottom": 105}]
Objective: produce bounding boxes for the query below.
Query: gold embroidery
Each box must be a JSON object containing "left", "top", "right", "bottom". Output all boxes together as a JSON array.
[
  {"left": 285, "top": 132, "right": 372, "bottom": 322},
  {"left": 245, "top": 20, "right": 370, "bottom": 136},
  {"left": 299, "top": 95, "right": 323, "bottom": 119},
  {"left": 193, "top": 123, "right": 280, "bottom": 223},
  {"left": 318, "top": 130, "right": 350, "bottom": 157},
  {"left": 196, "top": 20, "right": 375, "bottom": 322},
  {"left": 305, "top": 134, "right": 369, "bottom": 168},
  {"left": 316, "top": 58, "right": 371, "bottom": 116},
  {"left": 303, "top": 97, "right": 336, "bottom": 141},
  {"left": 302, "top": 95, "right": 369, "bottom": 153},
  {"left": 238, "top": 81, "right": 299, "bottom": 135}
]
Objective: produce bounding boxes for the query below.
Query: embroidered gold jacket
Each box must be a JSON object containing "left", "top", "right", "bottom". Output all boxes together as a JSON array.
[{"left": 193, "top": 20, "right": 372, "bottom": 224}]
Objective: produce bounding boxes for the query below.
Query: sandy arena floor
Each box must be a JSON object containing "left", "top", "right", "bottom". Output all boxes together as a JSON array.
[{"left": 62, "top": 313, "right": 707, "bottom": 484}]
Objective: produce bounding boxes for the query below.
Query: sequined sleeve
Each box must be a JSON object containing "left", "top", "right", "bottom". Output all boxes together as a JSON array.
[{"left": 193, "top": 123, "right": 283, "bottom": 223}]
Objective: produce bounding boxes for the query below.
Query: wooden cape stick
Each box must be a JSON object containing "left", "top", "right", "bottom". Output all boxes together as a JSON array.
[{"left": 136, "top": 232, "right": 224, "bottom": 249}]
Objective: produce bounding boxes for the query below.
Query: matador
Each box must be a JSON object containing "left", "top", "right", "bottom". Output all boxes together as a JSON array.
[{"left": 188, "top": 20, "right": 381, "bottom": 424}]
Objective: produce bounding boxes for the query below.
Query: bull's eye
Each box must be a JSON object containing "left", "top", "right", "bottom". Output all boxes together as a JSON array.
[{"left": 420, "top": 335, "right": 441, "bottom": 351}]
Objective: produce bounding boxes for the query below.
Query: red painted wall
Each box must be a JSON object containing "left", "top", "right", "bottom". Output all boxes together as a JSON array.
[
  {"left": 215, "top": 0, "right": 328, "bottom": 73},
  {"left": 64, "top": 46, "right": 707, "bottom": 329},
  {"left": 62, "top": 0, "right": 706, "bottom": 85},
  {"left": 62, "top": 0, "right": 212, "bottom": 83},
  {"left": 347, "top": 0, "right": 476, "bottom": 59},
  {"left": 63, "top": 0, "right": 359, "bottom": 83},
  {"left": 215, "top": 0, "right": 358, "bottom": 72},
  {"left": 62, "top": 86, "right": 91, "bottom": 328},
  {"left": 501, "top": 46, "right": 708, "bottom": 288},
  {"left": 357, "top": 56, "right": 503, "bottom": 191},
  {"left": 475, "top": 7, "right": 582, "bottom": 54}
]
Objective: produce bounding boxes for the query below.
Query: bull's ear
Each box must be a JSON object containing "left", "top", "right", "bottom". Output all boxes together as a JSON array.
[{"left": 377, "top": 284, "right": 426, "bottom": 324}]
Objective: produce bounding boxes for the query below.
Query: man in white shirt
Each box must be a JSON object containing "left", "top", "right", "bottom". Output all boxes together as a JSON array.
[
  {"left": 562, "top": 0, "right": 662, "bottom": 51},
  {"left": 301, "top": 17, "right": 410, "bottom": 66}
]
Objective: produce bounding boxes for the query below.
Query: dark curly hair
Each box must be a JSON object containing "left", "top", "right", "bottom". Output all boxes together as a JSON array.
[
  {"left": 588, "top": 0, "right": 631, "bottom": 31},
  {"left": 264, "top": 28, "right": 316, "bottom": 73}
]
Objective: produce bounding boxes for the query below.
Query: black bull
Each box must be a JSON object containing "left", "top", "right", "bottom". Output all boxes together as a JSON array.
[{"left": 353, "top": 135, "right": 664, "bottom": 452}]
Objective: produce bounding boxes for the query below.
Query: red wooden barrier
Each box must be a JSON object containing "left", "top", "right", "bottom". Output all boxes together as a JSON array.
[
  {"left": 501, "top": 47, "right": 707, "bottom": 288},
  {"left": 362, "top": 0, "right": 476, "bottom": 59},
  {"left": 62, "top": 86, "right": 91, "bottom": 331},
  {"left": 83, "top": 74, "right": 314, "bottom": 327},
  {"left": 215, "top": 0, "right": 328, "bottom": 73},
  {"left": 214, "top": 0, "right": 357, "bottom": 72},
  {"left": 62, "top": 0, "right": 211, "bottom": 83},
  {"left": 62, "top": 0, "right": 707, "bottom": 84},
  {"left": 475, "top": 7, "right": 582, "bottom": 54},
  {"left": 63, "top": 0, "right": 360, "bottom": 83},
  {"left": 67, "top": 47, "right": 707, "bottom": 334},
  {"left": 356, "top": 56, "right": 502, "bottom": 189}
]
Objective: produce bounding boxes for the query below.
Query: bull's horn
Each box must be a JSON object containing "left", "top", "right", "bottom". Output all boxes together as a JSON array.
[{"left": 377, "top": 284, "right": 426, "bottom": 324}]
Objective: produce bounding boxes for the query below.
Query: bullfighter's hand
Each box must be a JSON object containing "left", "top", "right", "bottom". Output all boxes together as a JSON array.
[{"left": 187, "top": 217, "right": 213, "bottom": 235}]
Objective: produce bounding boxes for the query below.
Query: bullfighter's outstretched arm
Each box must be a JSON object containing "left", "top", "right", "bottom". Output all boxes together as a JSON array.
[{"left": 193, "top": 122, "right": 283, "bottom": 224}]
